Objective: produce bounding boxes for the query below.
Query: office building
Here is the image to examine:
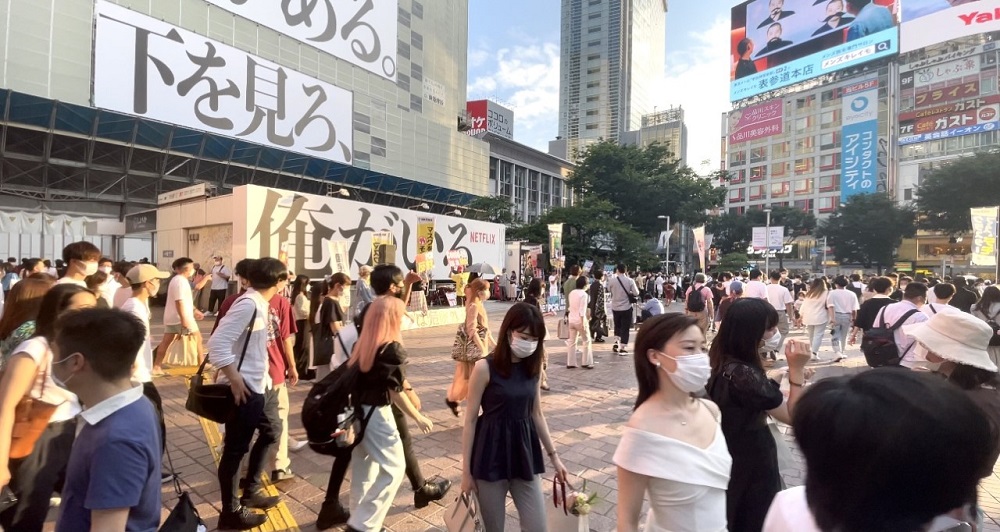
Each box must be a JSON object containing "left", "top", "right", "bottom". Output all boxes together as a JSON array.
[
  {"left": 479, "top": 133, "right": 576, "bottom": 224},
  {"left": 558, "top": 0, "right": 667, "bottom": 160},
  {"left": 621, "top": 107, "right": 688, "bottom": 166}
]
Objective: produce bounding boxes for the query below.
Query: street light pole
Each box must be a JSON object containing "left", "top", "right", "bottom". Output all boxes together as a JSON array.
[
  {"left": 822, "top": 236, "right": 828, "bottom": 277},
  {"left": 764, "top": 208, "right": 772, "bottom": 275}
]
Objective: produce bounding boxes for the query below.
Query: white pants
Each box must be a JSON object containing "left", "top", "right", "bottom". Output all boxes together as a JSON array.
[
  {"left": 476, "top": 475, "right": 546, "bottom": 532},
  {"left": 348, "top": 405, "right": 405, "bottom": 530},
  {"left": 566, "top": 320, "right": 593, "bottom": 367},
  {"left": 274, "top": 384, "right": 291, "bottom": 471}
]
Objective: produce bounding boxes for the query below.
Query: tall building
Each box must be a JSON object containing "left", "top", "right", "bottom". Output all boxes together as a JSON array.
[
  {"left": 621, "top": 107, "right": 688, "bottom": 166},
  {"left": 558, "top": 0, "right": 667, "bottom": 160}
]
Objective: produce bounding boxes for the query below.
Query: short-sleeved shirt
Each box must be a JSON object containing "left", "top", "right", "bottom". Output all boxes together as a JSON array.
[
  {"left": 875, "top": 300, "right": 928, "bottom": 368},
  {"left": 12, "top": 337, "right": 81, "bottom": 422},
  {"left": 743, "top": 280, "right": 769, "bottom": 299},
  {"left": 211, "top": 264, "right": 231, "bottom": 290},
  {"left": 56, "top": 277, "right": 87, "bottom": 288},
  {"left": 267, "top": 294, "right": 297, "bottom": 385},
  {"left": 57, "top": 386, "right": 161, "bottom": 532},
  {"left": 163, "top": 274, "right": 194, "bottom": 327},
  {"left": 765, "top": 284, "right": 794, "bottom": 312},
  {"left": 357, "top": 341, "right": 407, "bottom": 407},
  {"left": 827, "top": 289, "right": 861, "bottom": 314},
  {"left": 121, "top": 297, "right": 154, "bottom": 384}
]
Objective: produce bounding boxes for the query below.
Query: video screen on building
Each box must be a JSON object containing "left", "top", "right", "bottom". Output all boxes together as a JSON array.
[
  {"left": 900, "top": 0, "right": 1000, "bottom": 53},
  {"left": 730, "top": 0, "right": 899, "bottom": 101}
]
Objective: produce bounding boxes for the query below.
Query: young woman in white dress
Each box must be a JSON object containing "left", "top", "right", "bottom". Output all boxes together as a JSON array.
[{"left": 615, "top": 314, "right": 733, "bottom": 532}]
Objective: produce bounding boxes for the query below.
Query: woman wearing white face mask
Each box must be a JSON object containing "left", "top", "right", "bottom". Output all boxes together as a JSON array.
[
  {"left": 615, "top": 314, "right": 732, "bottom": 532},
  {"left": 461, "top": 302, "right": 568, "bottom": 531},
  {"left": 707, "top": 298, "right": 812, "bottom": 532}
]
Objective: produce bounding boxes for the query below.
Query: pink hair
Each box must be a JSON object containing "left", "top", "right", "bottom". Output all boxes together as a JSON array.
[{"left": 349, "top": 296, "right": 405, "bottom": 372}]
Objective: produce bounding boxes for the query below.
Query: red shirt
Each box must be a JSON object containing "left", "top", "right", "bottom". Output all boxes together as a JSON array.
[{"left": 211, "top": 290, "right": 297, "bottom": 385}]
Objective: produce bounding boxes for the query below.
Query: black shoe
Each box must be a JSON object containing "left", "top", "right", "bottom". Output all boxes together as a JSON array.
[
  {"left": 445, "top": 399, "right": 460, "bottom": 417},
  {"left": 316, "top": 500, "right": 350, "bottom": 530},
  {"left": 240, "top": 489, "right": 280, "bottom": 510},
  {"left": 583, "top": 365, "right": 595, "bottom": 369},
  {"left": 566, "top": 365, "right": 578, "bottom": 369},
  {"left": 414, "top": 478, "right": 452, "bottom": 508},
  {"left": 594, "top": 337, "right": 606, "bottom": 343},
  {"left": 218, "top": 506, "right": 267, "bottom": 530},
  {"left": 612, "top": 344, "right": 619, "bottom": 353}
]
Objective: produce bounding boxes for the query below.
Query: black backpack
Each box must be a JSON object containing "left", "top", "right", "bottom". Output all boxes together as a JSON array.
[
  {"left": 986, "top": 309, "right": 1000, "bottom": 347},
  {"left": 301, "top": 362, "right": 374, "bottom": 455},
  {"left": 861, "top": 308, "right": 920, "bottom": 367},
  {"left": 686, "top": 285, "right": 707, "bottom": 312}
]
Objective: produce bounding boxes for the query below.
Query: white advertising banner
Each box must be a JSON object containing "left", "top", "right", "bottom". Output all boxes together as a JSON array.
[
  {"left": 94, "top": 1, "right": 354, "bottom": 165},
  {"left": 752, "top": 226, "right": 784, "bottom": 251},
  {"left": 901, "top": 0, "right": 1000, "bottom": 53},
  {"left": 235, "top": 185, "right": 504, "bottom": 280},
  {"left": 204, "top": 0, "right": 398, "bottom": 80}
]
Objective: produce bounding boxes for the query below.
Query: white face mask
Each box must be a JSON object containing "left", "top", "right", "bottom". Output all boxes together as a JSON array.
[
  {"left": 656, "top": 352, "right": 712, "bottom": 394},
  {"left": 99, "top": 266, "right": 112, "bottom": 275},
  {"left": 510, "top": 336, "right": 538, "bottom": 359},
  {"left": 82, "top": 261, "right": 99, "bottom": 277},
  {"left": 762, "top": 330, "right": 782, "bottom": 352},
  {"left": 480, "top": 291, "right": 490, "bottom": 300}
]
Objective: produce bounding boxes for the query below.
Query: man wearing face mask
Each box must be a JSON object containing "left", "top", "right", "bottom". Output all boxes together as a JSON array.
[
  {"left": 872, "top": 282, "right": 929, "bottom": 369},
  {"left": 764, "top": 271, "right": 794, "bottom": 364},
  {"left": 206, "top": 255, "right": 232, "bottom": 317},
  {"left": 56, "top": 241, "right": 102, "bottom": 288},
  {"left": 96, "top": 257, "right": 121, "bottom": 309},
  {"left": 153, "top": 257, "right": 204, "bottom": 376}
]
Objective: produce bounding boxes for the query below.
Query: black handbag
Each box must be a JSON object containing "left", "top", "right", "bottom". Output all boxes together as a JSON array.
[
  {"left": 185, "top": 306, "right": 257, "bottom": 424},
  {"left": 159, "top": 436, "right": 206, "bottom": 532}
]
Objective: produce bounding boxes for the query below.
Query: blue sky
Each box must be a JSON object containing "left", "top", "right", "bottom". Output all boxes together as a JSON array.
[{"left": 467, "top": 0, "right": 731, "bottom": 174}]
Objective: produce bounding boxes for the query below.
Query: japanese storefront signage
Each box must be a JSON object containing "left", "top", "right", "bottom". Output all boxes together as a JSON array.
[
  {"left": 728, "top": 99, "right": 783, "bottom": 144},
  {"left": 415, "top": 217, "right": 435, "bottom": 273},
  {"left": 204, "top": 0, "right": 398, "bottom": 80},
  {"left": 236, "top": 185, "right": 503, "bottom": 280},
  {"left": 465, "top": 100, "right": 514, "bottom": 139},
  {"left": 94, "top": 2, "right": 354, "bottom": 166},
  {"left": 971, "top": 207, "right": 999, "bottom": 268},
  {"left": 841, "top": 79, "right": 879, "bottom": 202},
  {"left": 548, "top": 223, "right": 564, "bottom": 269},
  {"left": 902, "top": 56, "right": 981, "bottom": 91}
]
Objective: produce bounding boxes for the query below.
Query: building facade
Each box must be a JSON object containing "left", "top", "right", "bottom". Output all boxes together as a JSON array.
[
  {"left": 621, "top": 107, "right": 688, "bottom": 166},
  {"left": 0, "top": 0, "right": 487, "bottom": 260},
  {"left": 558, "top": 0, "right": 666, "bottom": 160},
  {"left": 480, "top": 133, "right": 575, "bottom": 224}
]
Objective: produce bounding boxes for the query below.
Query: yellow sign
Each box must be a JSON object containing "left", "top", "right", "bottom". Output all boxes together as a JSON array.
[{"left": 416, "top": 217, "right": 435, "bottom": 273}]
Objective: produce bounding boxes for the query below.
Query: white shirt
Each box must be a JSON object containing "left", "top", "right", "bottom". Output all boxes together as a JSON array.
[
  {"left": 743, "top": 280, "right": 769, "bottom": 299},
  {"left": 763, "top": 486, "right": 820, "bottom": 532},
  {"left": 12, "top": 337, "right": 82, "bottom": 422},
  {"left": 163, "top": 274, "right": 194, "bottom": 327},
  {"left": 56, "top": 277, "right": 87, "bottom": 288},
  {"left": 765, "top": 283, "right": 793, "bottom": 312},
  {"left": 800, "top": 294, "right": 830, "bottom": 325},
  {"left": 568, "top": 289, "right": 589, "bottom": 324},
  {"left": 921, "top": 301, "right": 962, "bottom": 318},
  {"left": 722, "top": 280, "right": 733, "bottom": 296},
  {"left": 207, "top": 290, "right": 272, "bottom": 394},
  {"left": 113, "top": 286, "right": 132, "bottom": 309},
  {"left": 827, "top": 289, "right": 861, "bottom": 314},
  {"left": 211, "top": 264, "right": 231, "bottom": 290},
  {"left": 99, "top": 277, "right": 121, "bottom": 308},
  {"left": 875, "top": 300, "right": 928, "bottom": 368},
  {"left": 121, "top": 297, "right": 153, "bottom": 384},
  {"left": 79, "top": 384, "right": 144, "bottom": 426}
]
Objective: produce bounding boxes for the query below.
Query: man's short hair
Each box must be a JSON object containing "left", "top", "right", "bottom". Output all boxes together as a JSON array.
[
  {"left": 62, "top": 241, "right": 101, "bottom": 264},
  {"left": 616, "top": 263, "right": 627, "bottom": 273},
  {"left": 575, "top": 275, "right": 588, "bottom": 289},
  {"left": 869, "top": 276, "right": 892, "bottom": 294},
  {"left": 247, "top": 257, "right": 288, "bottom": 290},
  {"left": 769, "top": 270, "right": 782, "bottom": 281},
  {"left": 749, "top": 269, "right": 763, "bottom": 280},
  {"left": 55, "top": 308, "right": 145, "bottom": 381},
  {"left": 98, "top": 257, "right": 113, "bottom": 267},
  {"left": 903, "top": 282, "right": 928, "bottom": 301},
  {"left": 233, "top": 258, "right": 256, "bottom": 279},
  {"left": 933, "top": 283, "right": 956, "bottom": 300},
  {"left": 371, "top": 264, "right": 403, "bottom": 295},
  {"left": 833, "top": 275, "right": 849, "bottom": 288},
  {"left": 694, "top": 273, "right": 707, "bottom": 283},
  {"left": 570, "top": 265, "right": 581, "bottom": 276},
  {"left": 171, "top": 257, "right": 194, "bottom": 271}
]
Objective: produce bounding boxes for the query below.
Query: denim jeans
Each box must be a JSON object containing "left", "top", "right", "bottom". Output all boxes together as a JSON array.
[
  {"left": 832, "top": 313, "right": 853, "bottom": 354},
  {"left": 806, "top": 324, "right": 827, "bottom": 355},
  {"left": 218, "top": 388, "right": 280, "bottom": 512},
  {"left": 348, "top": 405, "right": 405, "bottom": 530},
  {"left": 476, "top": 475, "right": 546, "bottom": 532}
]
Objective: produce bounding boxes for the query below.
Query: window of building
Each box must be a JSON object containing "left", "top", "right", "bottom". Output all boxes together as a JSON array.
[
  {"left": 821, "top": 87, "right": 841, "bottom": 106},
  {"left": 795, "top": 137, "right": 815, "bottom": 154},
  {"left": 586, "top": 81, "right": 600, "bottom": 88},
  {"left": 553, "top": 179, "right": 563, "bottom": 206},
  {"left": 750, "top": 165, "right": 767, "bottom": 181},
  {"left": 795, "top": 116, "right": 814, "bottom": 131},
  {"left": 771, "top": 181, "right": 790, "bottom": 198},
  {"left": 540, "top": 174, "right": 551, "bottom": 208},
  {"left": 370, "top": 136, "right": 387, "bottom": 157},
  {"left": 820, "top": 109, "right": 840, "bottom": 126},
  {"left": 729, "top": 150, "right": 746, "bottom": 166},
  {"left": 528, "top": 170, "right": 540, "bottom": 216},
  {"left": 750, "top": 146, "right": 768, "bottom": 163},
  {"left": 588, "top": 12, "right": 601, "bottom": 19},
  {"left": 514, "top": 166, "right": 526, "bottom": 208},
  {"left": 585, "top": 123, "right": 599, "bottom": 129},
  {"left": 749, "top": 185, "right": 766, "bottom": 200},
  {"left": 795, "top": 199, "right": 815, "bottom": 212},
  {"left": 820, "top": 131, "right": 840, "bottom": 150},
  {"left": 772, "top": 141, "right": 791, "bottom": 159},
  {"left": 587, "top": 67, "right": 601, "bottom": 74},
  {"left": 819, "top": 153, "right": 840, "bottom": 171},
  {"left": 729, "top": 206, "right": 746, "bottom": 215},
  {"left": 983, "top": 70, "right": 997, "bottom": 95},
  {"left": 819, "top": 174, "right": 839, "bottom": 192},
  {"left": 585, "top": 109, "right": 598, "bottom": 116},
  {"left": 588, "top": 26, "right": 602, "bottom": 33},
  {"left": 729, "top": 169, "right": 746, "bottom": 183},
  {"left": 589, "top": 0, "right": 601, "bottom": 4},
  {"left": 771, "top": 162, "right": 789, "bottom": 178},
  {"left": 818, "top": 197, "right": 835, "bottom": 213},
  {"left": 587, "top": 53, "right": 601, "bottom": 61},
  {"left": 795, "top": 157, "right": 814, "bottom": 175},
  {"left": 796, "top": 95, "right": 816, "bottom": 110},
  {"left": 588, "top": 40, "right": 601, "bottom": 47},
  {"left": 499, "top": 161, "right": 513, "bottom": 197},
  {"left": 795, "top": 178, "right": 814, "bottom": 194},
  {"left": 412, "top": 1, "right": 423, "bottom": 18},
  {"left": 729, "top": 187, "right": 745, "bottom": 201},
  {"left": 904, "top": 188, "right": 913, "bottom": 201},
  {"left": 586, "top": 95, "right": 599, "bottom": 102}
]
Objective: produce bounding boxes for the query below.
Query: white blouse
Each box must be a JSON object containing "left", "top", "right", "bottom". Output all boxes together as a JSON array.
[{"left": 613, "top": 423, "right": 732, "bottom": 532}]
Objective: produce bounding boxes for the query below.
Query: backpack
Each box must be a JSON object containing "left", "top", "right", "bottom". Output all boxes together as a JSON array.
[
  {"left": 986, "top": 309, "right": 1000, "bottom": 347},
  {"left": 861, "top": 308, "right": 920, "bottom": 367},
  {"left": 686, "top": 285, "right": 707, "bottom": 313}
]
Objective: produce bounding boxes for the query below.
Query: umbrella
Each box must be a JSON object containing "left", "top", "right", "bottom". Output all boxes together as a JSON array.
[{"left": 467, "top": 262, "right": 500, "bottom": 276}]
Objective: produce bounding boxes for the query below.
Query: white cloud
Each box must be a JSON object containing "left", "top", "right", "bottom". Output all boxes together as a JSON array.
[{"left": 653, "top": 15, "right": 732, "bottom": 175}]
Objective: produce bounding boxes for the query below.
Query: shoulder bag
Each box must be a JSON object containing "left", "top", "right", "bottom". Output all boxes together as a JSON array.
[
  {"left": 444, "top": 491, "right": 485, "bottom": 532},
  {"left": 9, "top": 350, "right": 60, "bottom": 459},
  {"left": 158, "top": 436, "right": 206, "bottom": 532},
  {"left": 185, "top": 305, "right": 258, "bottom": 424},
  {"left": 617, "top": 276, "right": 638, "bottom": 304}
]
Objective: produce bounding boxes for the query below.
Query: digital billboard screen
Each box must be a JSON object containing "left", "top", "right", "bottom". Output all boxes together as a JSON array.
[
  {"left": 900, "top": 0, "right": 1000, "bottom": 53},
  {"left": 730, "top": 0, "right": 899, "bottom": 101}
]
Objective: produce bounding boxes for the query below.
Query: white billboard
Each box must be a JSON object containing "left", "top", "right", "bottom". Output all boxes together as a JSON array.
[
  {"left": 901, "top": 0, "right": 1000, "bottom": 53},
  {"left": 752, "top": 226, "right": 784, "bottom": 252},
  {"left": 234, "top": 185, "right": 505, "bottom": 281},
  {"left": 94, "top": 1, "right": 354, "bottom": 165},
  {"left": 204, "top": 0, "right": 398, "bottom": 81}
]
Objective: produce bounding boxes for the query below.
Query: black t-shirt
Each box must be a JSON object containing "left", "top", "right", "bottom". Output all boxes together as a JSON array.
[
  {"left": 356, "top": 341, "right": 407, "bottom": 406},
  {"left": 855, "top": 297, "right": 895, "bottom": 330},
  {"left": 319, "top": 297, "right": 345, "bottom": 336}
]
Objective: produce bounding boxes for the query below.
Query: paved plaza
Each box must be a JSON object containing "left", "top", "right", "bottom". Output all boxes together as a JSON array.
[{"left": 34, "top": 301, "right": 1000, "bottom": 531}]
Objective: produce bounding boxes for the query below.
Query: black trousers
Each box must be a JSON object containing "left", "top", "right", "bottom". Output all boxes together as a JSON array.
[
  {"left": 293, "top": 319, "right": 310, "bottom": 376},
  {"left": 613, "top": 309, "right": 634, "bottom": 346},
  {"left": 208, "top": 289, "right": 227, "bottom": 312},
  {"left": 324, "top": 404, "right": 425, "bottom": 503},
  {"left": 0, "top": 419, "right": 76, "bottom": 532},
  {"left": 218, "top": 388, "right": 280, "bottom": 512},
  {"left": 142, "top": 381, "right": 166, "bottom": 459}
]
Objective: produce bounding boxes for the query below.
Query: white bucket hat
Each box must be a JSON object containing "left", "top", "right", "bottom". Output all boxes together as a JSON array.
[{"left": 903, "top": 312, "right": 998, "bottom": 372}]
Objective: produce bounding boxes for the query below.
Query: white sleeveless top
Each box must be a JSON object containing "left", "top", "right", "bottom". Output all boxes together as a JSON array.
[{"left": 613, "top": 419, "right": 732, "bottom": 531}]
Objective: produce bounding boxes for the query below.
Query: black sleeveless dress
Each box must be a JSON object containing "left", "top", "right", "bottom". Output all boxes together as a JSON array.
[{"left": 470, "top": 356, "right": 545, "bottom": 482}]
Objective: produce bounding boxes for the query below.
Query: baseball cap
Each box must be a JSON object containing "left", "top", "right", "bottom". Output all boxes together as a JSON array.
[
  {"left": 730, "top": 280, "right": 744, "bottom": 293},
  {"left": 126, "top": 264, "right": 171, "bottom": 285}
]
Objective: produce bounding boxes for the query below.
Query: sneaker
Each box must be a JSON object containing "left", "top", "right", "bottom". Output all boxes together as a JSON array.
[
  {"left": 617, "top": 345, "right": 629, "bottom": 356},
  {"left": 835, "top": 354, "right": 848, "bottom": 362},
  {"left": 161, "top": 472, "right": 176, "bottom": 484},
  {"left": 593, "top": 337, "right": 606, "bottom": 343},
  {"left": 218, "top": 506, "right": 267, "bottom": 530},
  {"left": 810, "top": 353, "right": 821, "bottom": 361},
  {"left": 271, "top": 468, "right": 295, "bottom": 482},
  {"left": 414, "top": 478, "right": 452, "bottom": 509},
  {"left": 240, "top": 489, "right": 280, "bottom": 510},
  {"left": 289, "top": 438, "right": 308, "bottom": 452},
  {"left": 612, "top": 343, "right": 619, "bottom": 353},
  {"left": 316, "top": 500, "right": 350, "bottom": 530}
]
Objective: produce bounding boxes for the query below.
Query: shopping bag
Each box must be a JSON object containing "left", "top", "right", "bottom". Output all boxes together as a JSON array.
[
  {"left": 165, "top": 334, "right": 201, "bottom": 367},
  {"left": 547, "top": 477, "right": 589, "bottom": 532},
  {"left": 558, "top": 317, "right": 570, "bottom": 340},
  {"left": 443, "top": 492, "right": 485, "bottom": 532}
]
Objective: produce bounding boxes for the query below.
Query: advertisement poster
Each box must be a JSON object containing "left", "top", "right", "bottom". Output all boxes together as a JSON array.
[
  {"left": 692, "top": 226, "right": 707, "bottom": 272},
  {"left": 548, "top": 223, "right": 564, "bottom": 269},
  {"left": 971, "top": 207, "right": 999, "bottom": 267},
  {"left": 728, "top": 99, "right": 784, "bottom": 144},
  {"left": 329, "top": 240, "right": 350, "bottom": 274},
  {"left": 899, "top": 56, "right": 996, "bottom": 145},
  {"left": 729, "top": 0, "right": 898, "bottom": 101},
  {"left": 752, "top": 226, "right": 785, "bottom": 252},
  {"left": 415, "top": 217, "right": 435, "bottom": 273},
  {"left": 901, "top": 0, "right": 1000, "bottom": 53},
  {"left": 841, "top": 79, "right": 879, "bottom": 202}
]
